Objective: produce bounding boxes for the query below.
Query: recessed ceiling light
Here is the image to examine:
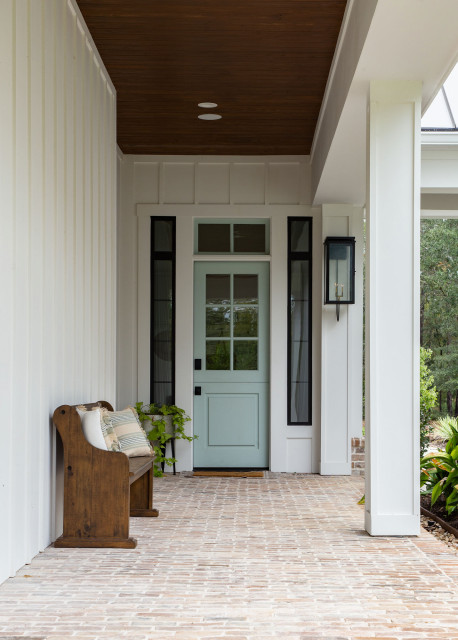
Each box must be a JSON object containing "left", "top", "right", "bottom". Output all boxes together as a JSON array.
[
  {"left": 198, "top": 102, "right": 218, "bottom": 108},
  {"left": 198, "top": 114, "right": 222, "bottom": 120}
]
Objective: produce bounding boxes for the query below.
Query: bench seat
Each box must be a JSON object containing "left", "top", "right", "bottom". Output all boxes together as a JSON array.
[{"left": 53, "top": 401, "right": 158, "bottom": 549}]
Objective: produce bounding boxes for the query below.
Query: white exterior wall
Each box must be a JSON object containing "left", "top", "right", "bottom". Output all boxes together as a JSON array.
[
  {"left": 320, "top": 205, "right": 364, "bottom": 475},
  {"left": 118, "top": 155, "right": 364, "bottom": 474},
  {"left": 0, "top": 0, "right": 117, "bottom": 582}
]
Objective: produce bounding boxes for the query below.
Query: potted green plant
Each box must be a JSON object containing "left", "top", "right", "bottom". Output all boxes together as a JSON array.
[{"left": 135, "top": 402, "right": 196, "bottom": 476}]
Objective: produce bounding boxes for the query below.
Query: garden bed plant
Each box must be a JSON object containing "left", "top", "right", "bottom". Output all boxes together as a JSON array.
[{"left": 421, "top": 416, "right": 458, "bottom": 533}]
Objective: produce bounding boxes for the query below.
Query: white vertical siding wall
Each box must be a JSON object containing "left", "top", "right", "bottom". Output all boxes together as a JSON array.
[
  {"left": 0, "top": 0, "right": 117, "bottom": 582},
  {"left": 320, "top": 205, "right": 364, "bottom": 475}
]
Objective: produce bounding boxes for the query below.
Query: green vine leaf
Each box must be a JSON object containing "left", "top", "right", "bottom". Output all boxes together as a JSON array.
[{"left": 136, "top": 401, "right": 197, "bottom": 476}]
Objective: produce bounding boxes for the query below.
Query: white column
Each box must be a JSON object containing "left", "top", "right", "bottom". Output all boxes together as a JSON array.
[
  {"left": 320, "top": 205, "right": 364, "bottom": 475},
  {"left": 365, "top": 81, "right": 421, "bottom": 536}
]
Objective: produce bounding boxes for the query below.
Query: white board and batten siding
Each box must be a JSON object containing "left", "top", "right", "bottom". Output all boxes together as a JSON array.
[
  {"left": 117, "top": 156, "right": 326, "bottom": 474},
  {"left": 320, "top": 205, "right": 364, "bottom": 475},
  {"left": 0, "top": 0, "right": 117, "bottom": 582}
]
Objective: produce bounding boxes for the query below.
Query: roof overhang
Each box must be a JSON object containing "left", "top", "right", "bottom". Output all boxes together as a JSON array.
[{"left": 311, "top": 0, "right": 458, "bottom": 206}]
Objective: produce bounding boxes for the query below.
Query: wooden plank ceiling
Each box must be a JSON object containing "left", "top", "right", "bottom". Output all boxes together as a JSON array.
[{"left": 76, "top": 0, "right": 347, "bottom": 155}]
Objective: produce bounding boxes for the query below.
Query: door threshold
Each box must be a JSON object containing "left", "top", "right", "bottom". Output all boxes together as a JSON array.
[{"left": 192, "top": 469, "right": 266, "bottom": 478}]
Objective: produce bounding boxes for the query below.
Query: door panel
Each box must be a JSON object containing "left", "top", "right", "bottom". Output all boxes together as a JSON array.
[
  {"left": 194, "top": 383, "right": 269, "bottom": 467},
  {"left": 194, "top": 262, "right": 269, "bottom": 468},
  {"left": 208, "top": 394, "right": 258, "bottom": 446}
]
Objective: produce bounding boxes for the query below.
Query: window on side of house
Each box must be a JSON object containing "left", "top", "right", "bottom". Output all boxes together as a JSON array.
[
  {"left": 288, "top": 217, "right": 312, "bottom": 425},
  {"left": 150, "top": 217, "right": 175, "bottom": 405}
]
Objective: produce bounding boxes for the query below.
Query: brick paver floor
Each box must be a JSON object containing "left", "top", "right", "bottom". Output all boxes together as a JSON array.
[{"left": 1, "top": 474, "right": 458, "bottom": 639}]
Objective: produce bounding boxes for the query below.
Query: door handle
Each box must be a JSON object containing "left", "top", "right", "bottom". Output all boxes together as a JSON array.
[{"left": 194, "top": 386, "right": 202, "bottom": 396}]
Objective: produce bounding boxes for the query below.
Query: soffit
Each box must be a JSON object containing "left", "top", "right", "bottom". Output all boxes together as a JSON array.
[
  {"left": 75, "top": 0, "right": 347, "bottom": 155},
  {"left": 311, "top": 0, "right": 458, "bottom": 205}
]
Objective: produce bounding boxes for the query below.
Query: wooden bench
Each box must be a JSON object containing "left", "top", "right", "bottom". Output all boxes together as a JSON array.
[{"left": 53, "top": 401, "right": 158, "bottom": 549}]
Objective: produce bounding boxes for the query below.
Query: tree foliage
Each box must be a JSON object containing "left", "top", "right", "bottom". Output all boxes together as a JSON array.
[
  {"left": 420, "top": 347, "right": 437, "bottom": 456},
  {"left": 420, "top": 219, "right": 458, "bottom": 415}
]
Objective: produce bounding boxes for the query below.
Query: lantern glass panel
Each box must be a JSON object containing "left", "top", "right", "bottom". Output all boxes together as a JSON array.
[
  {"left": 324, "top": 238, "right": 355, "bottom": 305},
  {"left": 328, "top": 244, "right": 351, "bottom": 303}
]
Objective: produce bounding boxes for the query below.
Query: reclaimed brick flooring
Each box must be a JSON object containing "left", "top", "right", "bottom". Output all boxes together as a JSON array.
[{"left": 1, "top": 475, "right": 458, "bottom": 639}]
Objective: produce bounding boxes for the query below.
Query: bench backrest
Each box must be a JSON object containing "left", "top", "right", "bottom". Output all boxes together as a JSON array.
[{"left": 53, "top": 402, "right": 131, "bottom": 541}]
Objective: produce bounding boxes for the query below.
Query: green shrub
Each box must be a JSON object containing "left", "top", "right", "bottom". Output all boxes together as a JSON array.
[
  {"left": 421, "top": 417, "right": 458, "bottom": 516},
  {"left": 436, "top": 415, "right": 458, "bottom": 440},
  {"left": 420, "top": 347, "right": 438, "bottom": 457}
]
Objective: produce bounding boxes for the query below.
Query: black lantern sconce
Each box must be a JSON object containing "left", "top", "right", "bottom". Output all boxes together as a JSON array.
[{"left": 324, "top": 237, "right": 356, "bottom": 321}]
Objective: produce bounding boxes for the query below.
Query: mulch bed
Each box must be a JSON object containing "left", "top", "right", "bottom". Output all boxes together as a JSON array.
[{"left": 421, "top": 494, "right": 458, "bottom": 537}]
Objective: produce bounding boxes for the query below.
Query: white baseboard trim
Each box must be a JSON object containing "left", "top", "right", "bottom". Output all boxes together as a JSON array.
[
  {"left": 365, "top": 511, "right": 420, "bottom": 536},
  {"left": 320, "top": 461, "right": 351, "bottom": 476}
]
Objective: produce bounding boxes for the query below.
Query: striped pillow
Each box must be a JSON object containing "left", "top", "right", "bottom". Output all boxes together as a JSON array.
[{"left": 101, "top": 407, "right": 152, "bottom": 457}]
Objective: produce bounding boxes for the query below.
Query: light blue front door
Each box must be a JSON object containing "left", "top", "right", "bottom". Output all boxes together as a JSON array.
[{"left": 194, "top": 262, "right": 269, "bottom": 468}]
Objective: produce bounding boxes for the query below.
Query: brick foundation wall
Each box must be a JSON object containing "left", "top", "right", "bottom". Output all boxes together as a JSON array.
[{"left": 351, "top": 437, "right": 365, "bottom": 476}]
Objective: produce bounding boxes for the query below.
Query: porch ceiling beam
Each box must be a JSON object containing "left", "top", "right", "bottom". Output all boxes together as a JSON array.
[
  {"left": 421, "top": 193, "right": 458, "bottom": 218},
  {"left": 311, "top": 0, "right": 458, "bottom": 206},
  {"left": 421, "top": 193, "right": 458, "bottom": 210},
  {"left": 422, "top": 143, "right": 458, "bottom": 193}
]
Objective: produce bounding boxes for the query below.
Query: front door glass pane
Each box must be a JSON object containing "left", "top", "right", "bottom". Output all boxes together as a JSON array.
[
  {"left": 234, "top": 275, "right": 258, "bottom": 303},
  {"left": 204, "top": 272, "right": 261, "bottom": 372},
  {"left": 234, "top": 307, "right": 258, "bottom": 337},
  {"left": 206, "top": 340, "right": 230, "bottom": 370},
  {"left": 206, "top": 307, "right": 230, "bottom": 337},
  {"left": 206, "top": 274, "right": 230, "bottom": 304},
  {"left": 234, "top": 341, "right": 258, "bottom": 370}
]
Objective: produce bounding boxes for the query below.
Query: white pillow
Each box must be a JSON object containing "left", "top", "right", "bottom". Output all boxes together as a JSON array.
[{"left": 76, "top": 407, "right": 108, "bottom": 451}]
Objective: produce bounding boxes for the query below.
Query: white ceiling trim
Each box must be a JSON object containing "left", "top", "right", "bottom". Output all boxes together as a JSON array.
[{"left": 311, "top": 0, "right": 458, "bottom": 206}]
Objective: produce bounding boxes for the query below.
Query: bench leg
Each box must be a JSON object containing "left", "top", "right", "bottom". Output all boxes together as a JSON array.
[
  {"left": 130, "top": 508, "right": 159, "bottom": 517},
  {"left": 54, "top": 536, "right": 137, "bottom": 549},
  {"left": 130, "top": 468, "right": 159, "bottom": 517}
]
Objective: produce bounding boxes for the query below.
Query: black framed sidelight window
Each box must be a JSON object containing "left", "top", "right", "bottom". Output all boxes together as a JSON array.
[
  {"left": 288, "top": 217, "right": 312, "bottom": 425},
  {"left": 150, "top": 217, "right": 176, "bottom": 405}
]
